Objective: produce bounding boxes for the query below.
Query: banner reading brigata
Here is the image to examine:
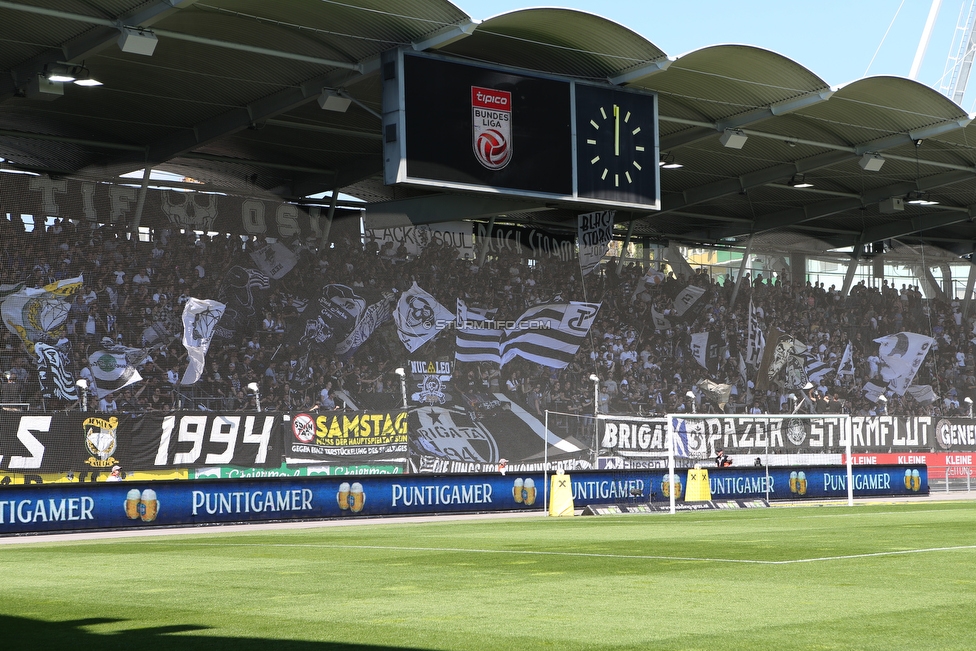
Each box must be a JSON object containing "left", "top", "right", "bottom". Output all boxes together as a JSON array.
[{"left": 284, "top": 410, "right": 409, "bottom": 463}]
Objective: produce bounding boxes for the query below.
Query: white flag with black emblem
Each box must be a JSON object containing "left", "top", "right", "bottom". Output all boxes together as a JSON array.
[
  {"left": 180, "top": 298, "right": 226, "bottom": 385},
  {"left": 394, "top": 282, "right": 452, "bottom": 353}
]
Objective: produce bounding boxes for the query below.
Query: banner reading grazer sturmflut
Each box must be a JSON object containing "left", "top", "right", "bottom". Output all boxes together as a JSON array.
[
  {"left": 284, "top": 410, "right": 409, "bottom": 463},
  {"left": 600, "top": 416, "right": 944, "bottom": 459}
]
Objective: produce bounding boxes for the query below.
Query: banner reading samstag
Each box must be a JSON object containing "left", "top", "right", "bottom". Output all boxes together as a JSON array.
[{"left": 284, "top": 410, "right": 408, "bottom": 463}]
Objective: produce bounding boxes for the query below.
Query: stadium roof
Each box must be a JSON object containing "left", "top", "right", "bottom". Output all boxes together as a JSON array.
[{"left": 2, "top": 0, "right": 976, "bottom": 258}]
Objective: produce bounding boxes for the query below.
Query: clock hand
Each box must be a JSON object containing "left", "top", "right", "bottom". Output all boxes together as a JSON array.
[{"left": 614, "top": 104, "right": 619, "bottom": 157}]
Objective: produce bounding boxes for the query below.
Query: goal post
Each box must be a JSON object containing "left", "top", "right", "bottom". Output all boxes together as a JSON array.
[
  {"left": 665, "top": 413, "right": 854, "bottom": 513},
  {"left": 539, "top": 410, "right": 855, "bottom": 514}
]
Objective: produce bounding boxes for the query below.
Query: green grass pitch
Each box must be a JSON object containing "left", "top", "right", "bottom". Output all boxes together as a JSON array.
[{"left": 2, "top": 501, "right": 975, "bottom": 650}]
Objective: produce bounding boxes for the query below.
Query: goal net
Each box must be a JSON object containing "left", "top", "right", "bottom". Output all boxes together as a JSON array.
[{"left": 542, "top": 411, "right": 854, "bottom": 513}]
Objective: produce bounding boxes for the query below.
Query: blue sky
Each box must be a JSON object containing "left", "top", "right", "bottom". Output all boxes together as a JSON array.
[{"left": 457, "top": 0, "right": 975, "bottom": 108}]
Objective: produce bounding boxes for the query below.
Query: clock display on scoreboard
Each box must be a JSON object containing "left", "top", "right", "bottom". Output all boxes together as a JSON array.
[{"left": 382, "top": 50, "right": 660, "bottom": 211}]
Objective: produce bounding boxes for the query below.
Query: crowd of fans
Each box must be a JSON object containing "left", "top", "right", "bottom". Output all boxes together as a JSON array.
[{"left": 1, "top": 213, "right": 974, "bottom": 420}]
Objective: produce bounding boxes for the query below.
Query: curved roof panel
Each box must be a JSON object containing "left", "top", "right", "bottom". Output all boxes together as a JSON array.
[
  {"left": 441, "top": 8, "right": 667, "bottom": 78},
  {"left": 1, "top": 0, "right": 976, "bottom": 256}
]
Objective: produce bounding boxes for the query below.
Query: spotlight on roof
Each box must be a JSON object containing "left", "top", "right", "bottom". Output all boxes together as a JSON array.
[
  {"left": 318, "top": 88, "right": 352, "bottom": 112},
  {"left": 659, "top": 152, "right": 683, "bottom": 169},
  {"left": 118, "top": 27, "right": 158, "bottom": 56},
  {"left": 719, "top": 128, "right": 748, "bottom": 149},
  {"left": 858, "top": 152, "right": 885, "bottom": 172},
  {"left": 788, "top": 174, "right": 813, "bottom": 188},
  {"left": 906, "top": 191, "right": 939, "bottom": 206}
]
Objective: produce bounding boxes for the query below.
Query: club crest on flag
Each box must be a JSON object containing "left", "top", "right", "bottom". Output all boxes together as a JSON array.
[{"left": 472, "top": 86, "right": 512, "bottom": 170}]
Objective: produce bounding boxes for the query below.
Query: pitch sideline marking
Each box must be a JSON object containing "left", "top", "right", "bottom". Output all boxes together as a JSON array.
[{"left": 170, "top": 541, "right": 976, "bottom": 565}]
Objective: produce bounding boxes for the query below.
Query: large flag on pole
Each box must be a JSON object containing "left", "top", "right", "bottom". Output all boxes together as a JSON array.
[
  {"left": 746, "top": 298, "right": 765, "bottom": 366},
  {"left": 35, "top": 342, "right": 78, "bottom": 401},
  {"left": 690, "top": 331, "right": 720, "bottom": 373},
  {"left": 455, "top": 299, "right": 501, "bottom": 364},
  {"left": 672, "top": 285, "right": 706, "bottom": 320},
  {"left": 88, "top": 349, "right": 144, "bottom": 399},
  {"left": 874, "top": 332, "right": 934, "bottom": 395},
  {"left": 180, "top": 298, "right": 226, "bottom": 385},
  {"left": 1, "top": 275, "right": 83, "bottom": 354},
  {"left": 837, "top": 342, "right": 855, "bottom": 377},
  {"left": 499, "top": 302, "right": 600, "bottom": 369},
  {"left": 577, "top": 210, "right": 614, "bottom": 276},
  {"left": 394, "top": 282, "right": 452, "bottom": 353}
]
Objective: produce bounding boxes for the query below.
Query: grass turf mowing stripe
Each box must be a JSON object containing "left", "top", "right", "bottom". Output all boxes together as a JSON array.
[
  {"left": 2, "top": 501, "right": 976, "bottom": 650},
  {"left": 144, "top": 539, "right": 976, "bottom": 566}
]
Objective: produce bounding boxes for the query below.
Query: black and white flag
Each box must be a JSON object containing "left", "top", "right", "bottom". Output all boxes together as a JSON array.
[
  {"left": 180, "top": 298, "right": 226, "bottom": 385},
  {"left": 650, "top": 305, "right": 671, "bottom": 331},
  {"left": 577, "top": 210, "right": 614, "bottom": 276},
  {"left": 249, "top": 241, "right": 298, "bottom": 279},
  {"left": 394, "top": 282, "right": 453, "bottom": 353},
  {"left": 455, "top": 299, "right": 501, "bottom": 364},
  {"left": 87, "top": 349, "right": 143, "bottom": 399},
  {"left": 746, "top": 298, "right": 765, "bottom": 366},
  {"left": 35, "top": 342, "right": 77, "bottom": 401},
  {"left": 874, "top": 332, "right": 934, "bottom": 396},
  {"left": 499, "top": 302, "right": 600, "bottom": 369},
  {"left": 837, "top": 342, "right": 855, "bottom": 377},
  {"left": 673, "top": 285, "right": 706, "bottom": 320},
  {"left": 690, "top": 331, "right": 720, "bottom": 373}
]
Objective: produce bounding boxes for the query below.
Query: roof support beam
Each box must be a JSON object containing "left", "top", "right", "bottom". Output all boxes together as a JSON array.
[
  {"left": 0, "top": 0, "right": 196, "bottom": 99},
  {"left": 364, "top": 194, "right": 549, "bottom": 229},
  {"left": 659, "top": 150, "right": 851, "bottom": 215},
  {"left": 412, "top": 19, "right": 480, "bottom": 51},
  {"left": 659, "top": 88, "right": 833, "bottom": 150},
  {"left": 134, "top": 63, "right": 379, "bottom": 168},
  {"left": 718, "top": 89, "right": 835, "bottom": 131},
  {"left": 857, "top": 207, "right": 976, "bottom": 244},
  {"left": 651, "top": 117, "right": 973, "bottom": 219},
  {"left": 682, "top": 169, "right": 973, "bottom": 242},
  {"left": 609, "top": 58, "right": 673, "bottom": 85}
]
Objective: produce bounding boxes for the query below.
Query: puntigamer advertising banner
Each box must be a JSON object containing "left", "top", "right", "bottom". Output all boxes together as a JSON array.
[{"left": 0, "top": 466, "right": 927, "bottom": 535}]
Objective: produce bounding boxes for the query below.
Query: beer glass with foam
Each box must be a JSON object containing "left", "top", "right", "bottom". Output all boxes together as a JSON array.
[
  {"left": 789, "top": 471, "right": 798, "bottom": 494},
  {"left": 522, "top": 478, "right": 536, "bottom": 506},
  {"left": 350, "top": 482, "right": 365, "bottom": 512},
  {"left": 512, "top": 478, "right": 524, "bottom": 503},
  {"left": 797, "top": 471, "right": 807, "bottom": 496},
  {"left": 139, "top": 489, "right": 158, "bottom": 522},
  {"left": 337, "top": 482, "right": 351, "bottom": 510},
  {"left": 125, "top": 489, "right": 141, "bottom": 519}
]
